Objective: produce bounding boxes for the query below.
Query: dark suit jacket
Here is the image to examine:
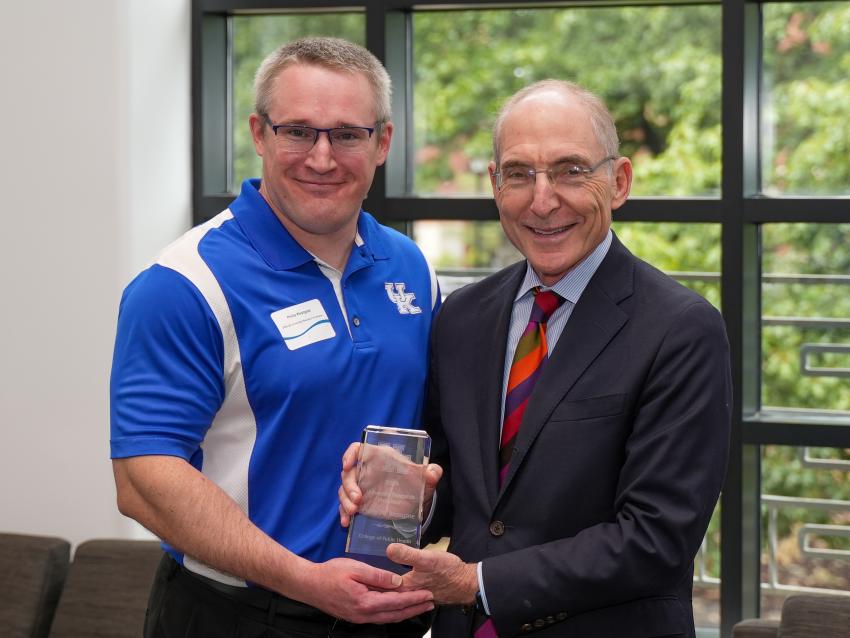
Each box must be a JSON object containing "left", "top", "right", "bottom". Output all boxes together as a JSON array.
[{"left": 423, "top": 233, "right": 731, "bottom": 638}]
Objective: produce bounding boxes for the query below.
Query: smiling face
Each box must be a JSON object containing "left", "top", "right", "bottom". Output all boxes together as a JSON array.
[
  {"left": 249, "top": 63, "right": 392, "bottom": 263},
  {"left": 490, "top": 90, "right": 632, "bottom": 285}
]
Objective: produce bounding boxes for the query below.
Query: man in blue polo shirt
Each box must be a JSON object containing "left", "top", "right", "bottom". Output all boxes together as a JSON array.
[{"left": 110, "top": 37, "right": 439, "bottom": 637}]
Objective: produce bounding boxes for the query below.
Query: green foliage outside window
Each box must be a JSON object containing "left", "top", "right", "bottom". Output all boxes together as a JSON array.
[
  {"left": 413, "top": 5, "right": 722, "bottom": 197},
  {"left": 762, "top": 3, "right": 850, "bottom": 195}
]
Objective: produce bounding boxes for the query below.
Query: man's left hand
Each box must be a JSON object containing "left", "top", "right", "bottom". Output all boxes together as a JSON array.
[
  {"left": 338, "top": 442, "right": 442, "bottom": 527},
  {"left": 386, "top": 543, "right": 478, "bottom": 606}
]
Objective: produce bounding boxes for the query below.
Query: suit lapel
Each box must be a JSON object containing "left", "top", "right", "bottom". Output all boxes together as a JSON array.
[
  {"left": 475, "top": 263, "right": 525, "bottom": 507},
  {"left": 497, "top": 236, "right": 635, "bottom": 497}
]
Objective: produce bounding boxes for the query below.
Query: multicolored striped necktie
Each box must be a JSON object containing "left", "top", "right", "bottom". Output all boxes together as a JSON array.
[
  {"left": 474, "top": 289, "right": 564, "bottom": 638},
  {"left": 499, "top": 287, "right": 564, "bottom": 486}
]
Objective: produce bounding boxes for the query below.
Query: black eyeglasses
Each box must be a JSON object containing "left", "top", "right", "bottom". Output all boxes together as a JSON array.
[
  {"left": 494, "top": 155, "right": 617, "bottom": 191},
  {"left": 263, "top": 115, "right": 378, "bottom": 153}
]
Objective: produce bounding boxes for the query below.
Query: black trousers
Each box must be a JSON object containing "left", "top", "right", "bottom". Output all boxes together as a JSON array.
[{"left": 145, "top": 555, "right": 431, "bottom": 638}]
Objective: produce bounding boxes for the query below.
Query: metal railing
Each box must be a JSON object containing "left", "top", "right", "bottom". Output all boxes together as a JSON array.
[
  {"left": 763, "top": 493, "right": 850, "bottom": 596},
  {"left": 693, "top": 493, "right": 850, "bottom": 597},
  {"left": 693, "top": 446, "right": 850, "bottom": 598}
]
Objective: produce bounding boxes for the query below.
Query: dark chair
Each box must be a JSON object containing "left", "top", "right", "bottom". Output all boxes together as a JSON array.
[
  {"left": 48, "top": 539, "right": 162, "bottom": 638},
  {"left": 732, "top": 593, "right": 850, "bottom": 638},
  {"left": 0, "top": 532, "right": 71, "bottom": 638}
]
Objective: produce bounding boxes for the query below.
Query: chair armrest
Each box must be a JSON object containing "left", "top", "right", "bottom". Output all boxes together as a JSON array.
[
  {"left": 731, "top": 618, "right": 780, "bottom": 638},
  {"left": 779, "top": 593, "right": 850, "bottom": 636}
]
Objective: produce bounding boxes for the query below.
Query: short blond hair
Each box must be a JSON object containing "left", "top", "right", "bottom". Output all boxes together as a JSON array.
[{"left": 254, "top": 37, "right": 391, "bottom": 124}]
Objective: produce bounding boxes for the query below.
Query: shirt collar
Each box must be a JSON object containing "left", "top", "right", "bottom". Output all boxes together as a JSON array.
[
  {"left": 229, "top": 178, "right": 387, "bottom": 271},
  {"left": 312, "top": 231, "right": 365, "bottom": 273},
  {"left": 515, "top": 229, "right": 612, "bottom": 304}
]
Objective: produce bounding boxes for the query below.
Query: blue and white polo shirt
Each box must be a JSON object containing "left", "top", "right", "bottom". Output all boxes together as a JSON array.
[{"left": 110, "top": 179, "right": 439, "bottom": 585}]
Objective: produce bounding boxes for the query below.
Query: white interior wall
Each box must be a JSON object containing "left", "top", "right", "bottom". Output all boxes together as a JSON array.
[{"left": 0, "top": 0, "right": 191, "bottom": 548}]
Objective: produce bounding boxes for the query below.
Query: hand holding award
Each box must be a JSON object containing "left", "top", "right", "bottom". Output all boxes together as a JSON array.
[{"left": 344, "top": 426, "right": 431, "bottom": 573}]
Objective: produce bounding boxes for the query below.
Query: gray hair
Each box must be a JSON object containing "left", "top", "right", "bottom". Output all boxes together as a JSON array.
[
  {"left": 492, "top": 79, "right": 619, "bottom": 163},
  {"left": 254, "top": 37, "right": 391, "bottom": 124}
]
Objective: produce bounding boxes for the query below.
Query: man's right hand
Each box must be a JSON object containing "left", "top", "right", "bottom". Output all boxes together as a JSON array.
[
  {"left": 338, "top": 442, "right": 442, "bottom": 528},
  {"left": 114, "top": 455, "right": 432, "bottom": 624},
  {"left": 299, "top": 557, "right": 434, "bottom": 624}
]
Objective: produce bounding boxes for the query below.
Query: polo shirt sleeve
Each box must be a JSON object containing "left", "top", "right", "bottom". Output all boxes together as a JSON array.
[{"left": 110, "top": 264, "right": 225, "bottom": 460}]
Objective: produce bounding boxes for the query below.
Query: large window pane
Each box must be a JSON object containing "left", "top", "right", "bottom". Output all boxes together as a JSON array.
[
  {"left": 413, "top": 5, "right": 721, "bottom": 198},
  {"left": 614, "top": 222, "right": 721, "bottom": 308},
  {"left": 762, "top": 2, "right": 850, "bottom": 196},
  {"left": 413, "top": 220, "right": 519, "bottom": 270},
  {"left": 761, "top": 224, "right": 850, "bottom": 416},
  {"left": 761, "top": 445, "right": 850, "bottom": 618},
  {"left": 231, "top": 13, "right": 365, "bottom": 189},
  {"left": 412, "top": 220, "right": 521, "bottom": 297}
]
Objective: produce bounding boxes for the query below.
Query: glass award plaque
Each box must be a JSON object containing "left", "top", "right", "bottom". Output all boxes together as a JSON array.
[{"left": 345, "top": 425, "right": 431, "bottom": 573}]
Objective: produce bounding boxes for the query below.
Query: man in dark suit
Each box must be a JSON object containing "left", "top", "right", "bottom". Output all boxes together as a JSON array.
[{"left": 340, "top": 79, "right": 731, "bottom": 637}]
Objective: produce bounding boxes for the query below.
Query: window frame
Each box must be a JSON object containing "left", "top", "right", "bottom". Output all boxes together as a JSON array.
[{"left": 191, "top": 1, "right": 850, "bottom": 634}]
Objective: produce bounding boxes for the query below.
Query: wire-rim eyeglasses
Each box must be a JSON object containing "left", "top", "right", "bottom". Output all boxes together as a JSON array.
[
  {"left": 263, "top": 115, "right": 380, "bottom": 153},
  {"left": 494, "top": 155, "right": 618, "bottom": 191}
]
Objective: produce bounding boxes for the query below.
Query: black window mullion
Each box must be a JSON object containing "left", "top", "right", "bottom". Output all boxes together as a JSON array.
[
  {"left": 744, "top": 418, "right": 850, "bottom": 447},
  {"left": 384, "top": 9, "right": 414, "bottom": 198},
  {"left": 193, "top": 6, "right": 231, "bottom": 222},
  {"left": 362, "top": 3, "right": 389, "bottom": 217},
  {"left": 744, "top": 197, "right": 850, "bottom": 223},
  {"left": 720, "top": 0, "right": 762, "bottom": 634}
]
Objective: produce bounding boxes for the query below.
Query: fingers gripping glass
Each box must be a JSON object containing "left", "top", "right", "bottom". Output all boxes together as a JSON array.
[
  {"left": 494, "top": 155, "right": 618, "bottom": 191},
  {"left": 263, "top": 115, "right": 378, "bottom": 153}
]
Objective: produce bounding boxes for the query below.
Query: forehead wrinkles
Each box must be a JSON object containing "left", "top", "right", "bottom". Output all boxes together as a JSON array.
[
  {"left": 499, "top": 141, "right": 593, "bottom": 168},
  {"left": 499, "top": 94, "right": 601, "bottom": 163}
]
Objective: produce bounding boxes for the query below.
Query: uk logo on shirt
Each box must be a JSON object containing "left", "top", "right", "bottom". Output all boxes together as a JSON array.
[{"left": 384, "top": 282, "right": 422, "bottom": 315}]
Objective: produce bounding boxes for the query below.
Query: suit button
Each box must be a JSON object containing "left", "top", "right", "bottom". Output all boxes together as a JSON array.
[
  {"left": 489, "top": 520, "right": 505, "bottom": 536},
  {"left": 521, "top": 624, "right": 533, "bottom": 632},
  {"left": 556, "top": 612, "right": 568, "bottom": 621},
  {"left": 545, "top": 616, "right": 555, "bottom": 624},
  {"left": 534, "top": 619, "right": 545, "bottom": 628}
]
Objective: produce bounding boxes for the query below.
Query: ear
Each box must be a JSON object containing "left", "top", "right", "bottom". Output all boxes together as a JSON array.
[
  {"left": 488, "top": 160, "right": 500, "bottom": 199},
  {"left": 248, "top": 113, "right": 267, "bottom": 158},
  {"left": 610, "top": 157, "right": 633, "bottom": 211},
  {"left": 374, "top": 121, "right": 394, "bottom": 166}
]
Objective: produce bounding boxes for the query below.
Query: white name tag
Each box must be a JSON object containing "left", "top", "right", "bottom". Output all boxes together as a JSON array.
[{"left": 271, "top": 299, "right": 336, "bottom": 351}]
